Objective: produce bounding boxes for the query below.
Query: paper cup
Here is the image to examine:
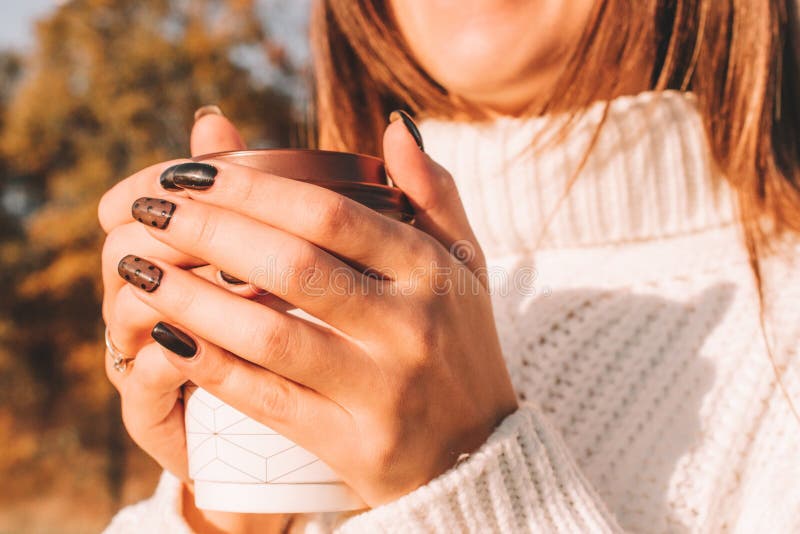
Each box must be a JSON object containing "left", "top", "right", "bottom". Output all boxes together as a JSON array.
[{"left": 184, "top": 384, "right": 364, "bottom": 513}]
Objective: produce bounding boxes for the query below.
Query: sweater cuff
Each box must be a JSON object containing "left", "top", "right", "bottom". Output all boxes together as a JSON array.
[{"left": 336, "top": 404, "right": 623, "bottom": 533}]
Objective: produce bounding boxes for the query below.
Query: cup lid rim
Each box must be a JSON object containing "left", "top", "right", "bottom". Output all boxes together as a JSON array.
[{"left": 193, "top": 148, "right": 385, "bottom": 166}]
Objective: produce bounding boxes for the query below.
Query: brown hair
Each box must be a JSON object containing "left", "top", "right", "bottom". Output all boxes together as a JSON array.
[{"left": 311, "top": 1, "right": 800, "bottom": 414}]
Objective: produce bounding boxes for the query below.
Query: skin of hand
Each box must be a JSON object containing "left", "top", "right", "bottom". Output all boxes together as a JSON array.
[
  {"left": 98, "top": 114, "right": 518, "bottom": 511},
  {"left": 100, "top": 113, "right": 248, "bottom": 480},
  {"left": 102, "top": 113, "right": 295, "bottom": 534}
]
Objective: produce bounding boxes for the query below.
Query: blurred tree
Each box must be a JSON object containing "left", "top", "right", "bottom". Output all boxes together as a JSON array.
[{"left": 0, "top": 0, "right": 301, "bottom": 525}]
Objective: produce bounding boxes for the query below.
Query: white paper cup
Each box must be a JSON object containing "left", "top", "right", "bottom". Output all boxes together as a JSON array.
[{"left": 184, "top": 384, "right": 364, "bottom": 513}]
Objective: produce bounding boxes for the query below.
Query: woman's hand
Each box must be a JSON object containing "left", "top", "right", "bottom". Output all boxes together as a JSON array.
[
  {"left": 100, "top": 109, "right": 249, "bottom": 482},
  {"left": 100, "top": 115, "right": 518, "bottom": 506},
  {"left": 101, "top": 110, "right": 301, "bottom": 533}
]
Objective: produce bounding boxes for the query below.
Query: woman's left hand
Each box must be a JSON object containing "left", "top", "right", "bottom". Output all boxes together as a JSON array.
[{"left": 99, "top": 118, "right": 518, "bottom": 506}]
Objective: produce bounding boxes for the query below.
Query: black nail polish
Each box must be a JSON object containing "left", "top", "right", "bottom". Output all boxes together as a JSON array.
[
  {"left": 151, "top": 322, "right": 198, "bottom": 358},
  {"left": 389, "top": 110, "right": 424, "bottom": 152},
  {"left": 132, "top": 197, "right": 176, "bottom": 229},
  {"left": 220, "top": 271, "right": 246, "bottom": 285},
  {"left": 160, "top": 162, "right": 218, "bottom": 191},
  {"left": 159, "top": 165, "right": 183, "bottom": 191},
  {"left": 118, "top": 255, "right": 163, "bottom": 292}
]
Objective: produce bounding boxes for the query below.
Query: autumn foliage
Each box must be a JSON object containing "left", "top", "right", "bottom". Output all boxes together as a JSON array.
[{"left": 0, "top": 1, "right": 302, "bottom": 530}]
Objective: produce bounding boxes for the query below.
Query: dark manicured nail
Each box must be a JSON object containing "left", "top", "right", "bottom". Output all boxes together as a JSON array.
[
  {"left": 151, "top": 322, "right": 197, "bottom": 358},
  {"left": 159, "top": 165, "right": 182, "bottom": 191},
  {"left": 220, "top": 271, "right": 246, "bottom": 285},
  {"left": 159, "top": 162, "right": 218, "bottom": 191},
  {"left": 389, "top": 109, "right": 424, "bottom": 152},
  {"left": 132, "top": 197, "right": 176, "bottom": 229},
  {"left": 194, "top": 105, "right": 223, "bottom": 122},
  {"left": 118, "top": 255, "right": 163, "bottom": 292}
]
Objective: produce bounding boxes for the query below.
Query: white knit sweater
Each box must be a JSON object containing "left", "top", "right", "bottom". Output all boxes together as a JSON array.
[{"left": 105, "top": 91, "right": 800, "bottom": 533}]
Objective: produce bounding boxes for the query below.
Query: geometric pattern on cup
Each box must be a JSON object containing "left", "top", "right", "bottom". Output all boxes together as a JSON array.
[
  {"left": 185, "top": 385, "right": 343, "bottom": 484},
  {"left": 266, "top": 448, "right": 339, "bottom": 483},
  {"left": 193, "top": 452, "right": 263, "bottom": 483}
]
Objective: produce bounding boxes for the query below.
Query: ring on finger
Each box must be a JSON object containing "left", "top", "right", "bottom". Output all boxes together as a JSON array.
[{"left": 105, "top": 326, "right": 135, "bottom": 373}]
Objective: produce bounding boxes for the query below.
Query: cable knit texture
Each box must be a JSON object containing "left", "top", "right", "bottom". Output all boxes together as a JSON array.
[{"left": 103, "top": 91, "right": 800, "bottom": 533}]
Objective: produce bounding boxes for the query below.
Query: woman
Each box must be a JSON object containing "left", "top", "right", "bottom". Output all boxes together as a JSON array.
[{"left": 102, "top": 1, "right": 800, "bottom": 532}]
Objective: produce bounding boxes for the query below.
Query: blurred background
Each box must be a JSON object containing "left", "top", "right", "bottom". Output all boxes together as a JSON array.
[{"left": 0, "top": 1, "right": 311, "bottom": 532}]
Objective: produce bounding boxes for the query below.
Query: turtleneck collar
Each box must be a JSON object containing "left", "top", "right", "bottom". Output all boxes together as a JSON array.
[{"left": 417, "top": 91, "right": 738, "bottom": 257}]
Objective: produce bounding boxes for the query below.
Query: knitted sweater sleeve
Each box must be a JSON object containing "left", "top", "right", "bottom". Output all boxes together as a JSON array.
[
  {"left": 336, "top": 403, "right": 624, "bottom": 533},
  {"left": 103, "top": 404, "right": 624, "bottom": 533}
]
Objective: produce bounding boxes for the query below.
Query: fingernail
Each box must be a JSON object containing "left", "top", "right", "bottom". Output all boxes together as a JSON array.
[
  {"left": 151, "top": 322, "right": 197, "bottom": 358},
  {"left": 220, "top": 271, "right": 246, "bottom": 285},
  {"left": 118, "top": 255, "right": 163, "bottom": 292},
  {"left": 159, "top": 165, "right": 182, "bottom": 191},
  {"left": 194, "top": 105, "right": 223, "bottom": 122},
  {"left": 159, "top": 162, "right": 218, "bottom": 191},
  {"left": 389, "top": 110, "right": 424, "bottom": 152},
  {"left": 132, "top": 197, "right": 176, "bottom": 229}
]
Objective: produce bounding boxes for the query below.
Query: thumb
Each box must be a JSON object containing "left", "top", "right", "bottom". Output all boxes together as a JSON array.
[
  {"left": 383, "top": 111, "right": 486, "bottom": 272},
  {"left": 188, "top": 105, "right": 246, "bottom": 288},
  {"left": 190, "top": 105, "right": 246, "bottom": 157}
]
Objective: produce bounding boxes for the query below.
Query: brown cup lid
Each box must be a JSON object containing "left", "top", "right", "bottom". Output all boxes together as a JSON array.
[
  {"left": 194, "top": 149, "right": 387, "bottom": 185},
  {"left": 194, "top": 149, "right": 414, "bottom": 222}
]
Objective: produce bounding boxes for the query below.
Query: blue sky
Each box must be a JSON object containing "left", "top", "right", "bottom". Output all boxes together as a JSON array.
[{"left": 0, "top": 0, "right": 56, "bottom": 50}]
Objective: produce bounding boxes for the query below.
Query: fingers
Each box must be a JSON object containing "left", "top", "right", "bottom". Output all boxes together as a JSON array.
[
  {"left": 109, "top": 284, "right": 163, "bottom": 356},
  {"left": 150, "top": 321, "right": 355, "bottom": 452},
  {"left": 120, "top": 258, "right": 376, "bottom": 402},
  {"left": 98, "top": 107, "right": 246, "bottom": 234},
  {"left": 102, "top": 221, "right": 261, "bottom": 319},
  {"left": 166, "top": 158, "right": 427, "bottom": 275},
  {"left": 98, "top": 159, "right": 187, "bottom": 233},
  {"left": 101, "top": 221, "right": 204, "bottom": 332},
  {"left": 102, "top": 222, "right": 272, "bottom": 357},
  {"left": 109, "top": 279, "right": 242, "bottom": 360},
  {"left": 190, "top": 107, "right": 246, "bottom": 157},
  {"left": 383, "top": 115, "right": 487, "bottom": 273},
  {"left": 106, "top": 342, "right": 189, "bottom": 479},
  {"left": 132, "top": 195, "right": 385, "bottom": 332}
]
